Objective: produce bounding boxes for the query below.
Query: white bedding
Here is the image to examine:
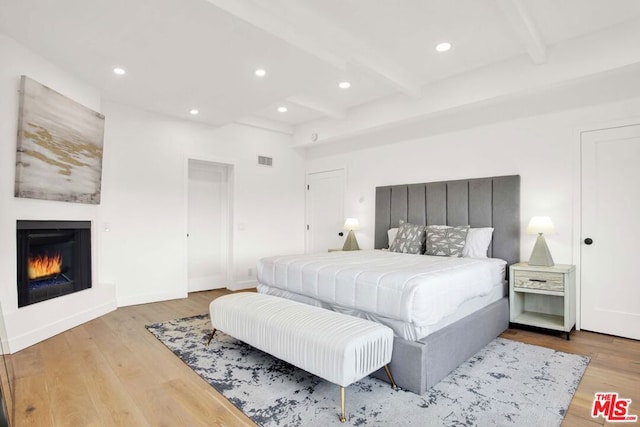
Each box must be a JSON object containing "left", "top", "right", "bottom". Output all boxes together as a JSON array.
[
  {"left": 257, "top": 250, "right": 506, "bottom": 338},
  {"left": 257, "top": 280, "right": 506, "bottom": 341}
]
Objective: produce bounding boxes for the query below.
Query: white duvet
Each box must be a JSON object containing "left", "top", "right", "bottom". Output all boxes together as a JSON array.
[{"left": 257, "top": 250, "right": 506, "bottom": 328}]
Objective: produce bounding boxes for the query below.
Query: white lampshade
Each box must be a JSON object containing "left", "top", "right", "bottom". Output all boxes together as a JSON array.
[
  {"left": 526, "top": 216, "right": 555, "bottom": 235},
  {"left": 343, "top": 218, "right": 360, "bottom": 231}
]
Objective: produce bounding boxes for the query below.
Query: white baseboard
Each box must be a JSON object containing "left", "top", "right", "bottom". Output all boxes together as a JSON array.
[
  {"left": 117, "top": 289, "right": 188, "bottom": 307},
  {"left": 188, "top": 275, "right": 227, "bottom": 292},
  {"left": 7, "top": 284, "right": 117, "bottom": 353},
  {"left": 6, "top": 280, "right": 263, "bottom": 352},
  {"left": 227, "top": 280, "right": 258, "bottom": 291}
]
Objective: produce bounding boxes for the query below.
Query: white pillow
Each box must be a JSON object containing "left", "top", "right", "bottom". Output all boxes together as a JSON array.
[
  {"left": 463, "top": 227, "right": 494, "bottom": 258},
  {"left": 387, "top": 228, "right": 399, "bottom": 248}
]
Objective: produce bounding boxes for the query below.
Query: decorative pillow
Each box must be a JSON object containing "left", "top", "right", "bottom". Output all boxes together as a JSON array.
[
  {"left": 387, "top": 228, "right": 399, "bottom": 249},
  {"left": 426, "top": 225, "right": 470, "bottom": 257},
  {"left": 389, "top": 222, "right": 426, "bottom": 254},
  {"left": 463, "top": 227, "right": 494, "bottom": 258}
]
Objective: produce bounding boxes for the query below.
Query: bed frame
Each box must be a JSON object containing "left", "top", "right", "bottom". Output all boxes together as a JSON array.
[{"left": 369, "top": 175, "right": 520, "bottom": 394}]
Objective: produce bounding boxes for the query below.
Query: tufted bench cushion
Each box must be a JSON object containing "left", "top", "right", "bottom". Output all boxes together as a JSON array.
[{"left": 209, "top": 292, "right": 395, "bottom": 421}]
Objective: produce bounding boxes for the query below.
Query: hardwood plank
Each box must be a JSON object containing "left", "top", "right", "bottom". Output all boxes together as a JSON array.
[
  {"left": 65, "top": 326, "right": 150, "bottom": 426},
  {"left": 148, "top": 378, "right": 252, "bottom": 427},
  {"left": 12, "top": 374, "right": 51, "bottom": 426},
  {"left": 7, "top": 290, "right": 639, "bottom": 426},
  {"left": 39, "top": 333, "right": 101, "bottom": 426}
]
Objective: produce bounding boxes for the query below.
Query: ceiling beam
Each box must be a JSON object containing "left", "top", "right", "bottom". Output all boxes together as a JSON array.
[
  {"left": 287, "top": 95, "right": 346, "bottom": 119},
  {"left": 205, "top": 0, "right": 345, "bottom": 68},
  {"left": 206, "top": 0, "right": 422, "bottom": 98},
  {"left": 495, "top": 0, "right": 547, "bottom": 64},
  {"left": 349, "top": 53, "right": 423, "bottom": 98},
  {"left": 233, "top": 116, "right": 294, "bottom": 135}
]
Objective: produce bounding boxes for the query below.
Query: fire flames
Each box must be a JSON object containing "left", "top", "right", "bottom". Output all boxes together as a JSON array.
[{"left": 28, "top": 253, "right": 62, "bottom": 280}]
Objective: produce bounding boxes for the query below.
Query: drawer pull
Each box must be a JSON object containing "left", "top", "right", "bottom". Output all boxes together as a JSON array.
[{"left": 529, "top": 279, "right": 547, "bottom": 283}]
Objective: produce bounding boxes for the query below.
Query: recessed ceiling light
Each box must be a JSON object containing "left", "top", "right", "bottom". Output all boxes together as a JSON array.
[
  {"left": 338, "top": 81, "right": 351, "bottom": 89},
  {"left": 113, "top": 67, "right": 126, "bottom": 75},
  {"left": 189, "top": 109, "right": 199, "bottom": 115},
  {"left": 435, "top": 42, "right": 452, "bottom": 52},
  {"left": 277, "top": 106, "right": 288, "bottom": 113},
  {"left": 255, "top": 69, "right": 266, "bottom": 77}
]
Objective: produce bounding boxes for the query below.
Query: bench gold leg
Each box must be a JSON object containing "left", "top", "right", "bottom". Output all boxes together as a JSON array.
[
  {"left": 383, "top": 364, "right": 397, "bottom": 389},
  {"left": 339, "top": 386, "right": 346, "bottom": 423},
  {"left": 206, "top": 328, "right": 217, "bottom": 346}
]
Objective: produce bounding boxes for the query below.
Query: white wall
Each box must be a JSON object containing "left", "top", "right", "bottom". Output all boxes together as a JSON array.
[
  {"left": 305, "top": 96, "right": 640, "bottom": 266},
  {"left": 99, "top": 103, "right": 306, "bottom": 306},
  {"left": 0, "top": 34, "right": 116, "bottom": 352},
  {"left": 0, "top": 34, "right": 306, "bottom": 351}
]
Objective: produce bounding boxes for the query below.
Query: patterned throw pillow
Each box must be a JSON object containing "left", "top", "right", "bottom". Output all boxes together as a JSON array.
[
  {"left": 389, "top": 221, "right": 426, "bottom": 254},
  {"left": 426, "top": 225, "right": 470, "bottom": 257}
]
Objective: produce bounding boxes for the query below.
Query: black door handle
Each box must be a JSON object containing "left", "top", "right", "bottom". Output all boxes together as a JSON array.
[
  {"left": 584, "top": 238, "right": 593, "bottom": 245},
  {"left": 338, "top": 232, "right": 344, "bottom": 237}
]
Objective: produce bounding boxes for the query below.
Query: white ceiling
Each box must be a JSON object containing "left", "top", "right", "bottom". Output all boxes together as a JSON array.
[{"left": 1, "top": 0, "right": 640, "bottom": 145}]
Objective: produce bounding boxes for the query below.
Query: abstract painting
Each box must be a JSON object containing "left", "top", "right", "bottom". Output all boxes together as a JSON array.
[{"left": 15, "top": 76, "right": 105, "bottom": 204}]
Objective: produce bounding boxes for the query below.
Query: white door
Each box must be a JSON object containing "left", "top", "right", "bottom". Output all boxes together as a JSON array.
[
  {"left": 306, "top": 169, "right": 345, "bottom": 253},
  {"left": 187, "top": 160, "right": 230, "bottom": 291},
  {"left": 581, "top": 124, "right": 640, "bottom": 340}
]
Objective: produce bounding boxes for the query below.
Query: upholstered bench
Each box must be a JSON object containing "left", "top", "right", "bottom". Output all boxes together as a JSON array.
[{"left": 208, "top": 292, "right": 395, "bottom": 422}]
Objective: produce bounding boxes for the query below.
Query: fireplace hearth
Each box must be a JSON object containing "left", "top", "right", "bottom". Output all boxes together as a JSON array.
[{"left": 16, "top": 220, "right": 92, "bottom": 308}]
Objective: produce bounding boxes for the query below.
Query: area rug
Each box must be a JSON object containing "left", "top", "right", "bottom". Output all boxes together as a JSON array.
[{"left": 146, "top": 314, "right": 589, "bottom": 426}]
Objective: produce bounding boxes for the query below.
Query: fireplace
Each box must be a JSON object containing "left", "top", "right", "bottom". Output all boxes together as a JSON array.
[{"left": 16, "top": 220, "right": 92, "bottom": 308}]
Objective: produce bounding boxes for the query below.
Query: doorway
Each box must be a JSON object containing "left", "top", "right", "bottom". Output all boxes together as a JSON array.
[
  {"left": 187, "top": 159, "right": 232, "bottom": 292},
  {"left": 581, "top": 124, "right": 640, "bottom": 340},
  {"left": 305, "top": 169, "right": 345, "bottom": 253}
]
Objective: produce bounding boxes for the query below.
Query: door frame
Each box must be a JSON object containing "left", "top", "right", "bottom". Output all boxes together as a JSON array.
[
  {"left": 574, "top": 115, "right": 640, "bottom": 330},
  {"left": 304, "top": 167, "right": 346, "bottom": 253},
  {"left": 184, "top": 155, "right": 235, "bottom": 292}
]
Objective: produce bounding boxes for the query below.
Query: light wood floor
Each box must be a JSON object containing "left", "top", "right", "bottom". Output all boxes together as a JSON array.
[{"left": 4, "top": 290, "right": 639, "bottom": 426}]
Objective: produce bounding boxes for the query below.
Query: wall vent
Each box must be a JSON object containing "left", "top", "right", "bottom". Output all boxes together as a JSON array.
[{"left": 258, "top": 155, "right": 273, "bottom": 167}]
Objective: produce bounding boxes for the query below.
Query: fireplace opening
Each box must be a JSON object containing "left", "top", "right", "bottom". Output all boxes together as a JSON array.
[{"left": 17, "top": 220, "right": 92, "bottom": 308}]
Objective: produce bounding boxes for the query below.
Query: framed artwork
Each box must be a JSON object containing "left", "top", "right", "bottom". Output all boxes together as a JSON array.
[{"left": 15, "top": 76, "right": 105, "bottom": 204}]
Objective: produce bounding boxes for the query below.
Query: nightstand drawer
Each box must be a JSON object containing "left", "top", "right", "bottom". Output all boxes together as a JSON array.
[{"left": 513, "top": 270, "right": 564, "bottom": 292}]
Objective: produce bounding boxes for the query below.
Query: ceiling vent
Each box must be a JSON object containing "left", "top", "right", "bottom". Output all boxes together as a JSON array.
[{"left": 258, "top": 155, "right": 273, "bottom": 167}]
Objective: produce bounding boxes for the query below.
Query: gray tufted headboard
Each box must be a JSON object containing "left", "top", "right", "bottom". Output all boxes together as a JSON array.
[{"left": 374, "top": 175, "right": 520, "bottom": 268}]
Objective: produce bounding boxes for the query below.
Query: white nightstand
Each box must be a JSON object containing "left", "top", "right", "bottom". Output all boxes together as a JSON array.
[{"left": 509, "top": 262, "right": 576, "bottom": 340}]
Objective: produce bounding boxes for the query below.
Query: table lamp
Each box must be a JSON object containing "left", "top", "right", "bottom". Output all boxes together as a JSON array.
[
  {"left": 526, "top": 216, "right": 555, "bottom": 266},
  {"left": 342, "top": 218, "right": 360, "bottom": 251}
]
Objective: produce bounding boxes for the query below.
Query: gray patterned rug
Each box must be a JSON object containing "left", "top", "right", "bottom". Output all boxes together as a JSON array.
[{"left": 146, "top": 314, "right": 589, "bottom": 426}]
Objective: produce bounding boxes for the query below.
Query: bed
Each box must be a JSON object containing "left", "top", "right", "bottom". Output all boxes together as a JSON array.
[
  {"left": 258, "top": 251, "right": 507, "bottom": 340},
  {"left": 257, "top": 175, "right": 520, "bottom": 394}
]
